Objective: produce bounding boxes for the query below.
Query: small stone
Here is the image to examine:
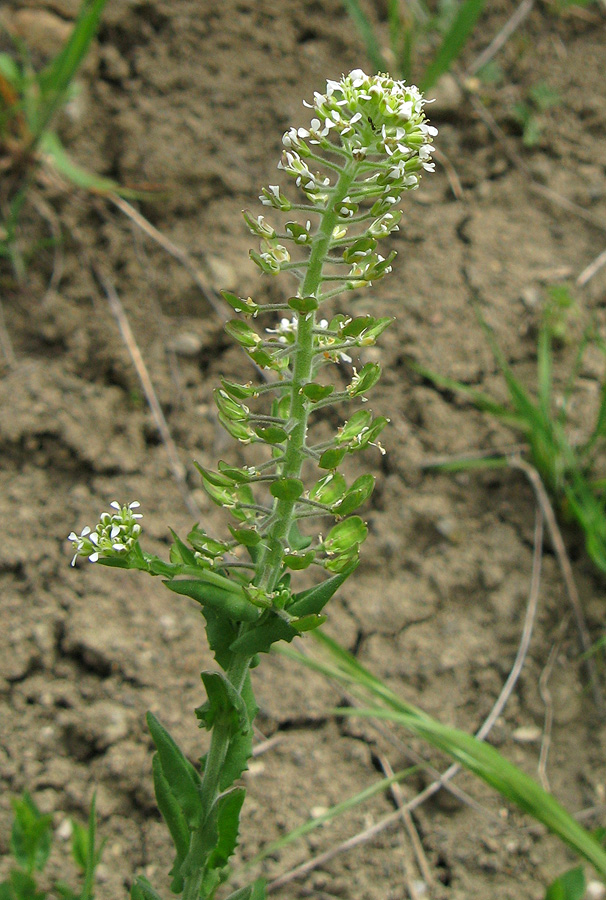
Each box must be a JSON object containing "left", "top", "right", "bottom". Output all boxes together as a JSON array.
[
  {"left": 57, "top": 818, "right": 73, "bottom": 841},
  {"left": 5, "top": 10, "right": 72, "bottom": 58},
  {"left": 168, "top": 333, "right": 204, "bottom": 357},
  {"left": 587, "top": 881, "right": 606, "bottom": 900},
  {"left": 427, "top": 74, "right": 464, "bottom": 116},
  {"left": 60, "top": 701, "right": 130, "bottom": 759},
  {"left": 520, "top": 286, "right": 541, "bottom": 309},
  {"left": 205, "top": 255, "right": 238, "bottom": 291},
  {"left": 512, "top": 725, "right": 542, "bottom": 743},
  {"left": 99, "top": 44, "right": 130, "bottom": 82},
  {"left": 310, "top": 806, "right": 329, "bottom": 819}
]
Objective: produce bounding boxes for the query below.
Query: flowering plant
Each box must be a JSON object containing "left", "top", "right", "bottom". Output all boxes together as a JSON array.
[{"left": 68, "top": 69, "right": 436, "bottom": 900}]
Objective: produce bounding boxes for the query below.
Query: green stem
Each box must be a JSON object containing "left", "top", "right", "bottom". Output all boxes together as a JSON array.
[
  {"left": 181, "top": 652, "right": 250, "bottom": 900},
  {"left": 255, "top": 160, "right": 359, "bottom": 591}
]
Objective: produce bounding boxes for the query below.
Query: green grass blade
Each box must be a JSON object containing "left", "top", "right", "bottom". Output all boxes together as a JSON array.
[
  {"left": 39, "top": 131, "right": 157, "bottom": 199},
  {"left": 420, "top": 0, "right": 488, "bottom": 91},
  {"left": 245, "top": 766, "right": 417, "bottom": 867},
  {"left": 33, "top": 0, "right": 110, "bottom": 140},
  {"left": 537, "top": 322, "right": 553, "bottom": 420},
  {"left": 340, "top": 0, "right": 389, "bottom": 73},
  {"left": 336, "top": 705, "right": 606, "bottom": 877},
  {"left": 285, "top": 633, "right": 606, "bottom": 879},
  {"left": 409, "top": 361, "right": 529, "bottom": 430}
]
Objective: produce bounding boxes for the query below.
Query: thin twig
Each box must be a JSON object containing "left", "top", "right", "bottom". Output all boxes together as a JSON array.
[
  {"left": 538, "top": 639, "right": 557, "bottom": 792},
  {"left": 109, "top": 196, "right": 229, "bottom": 320},
  {"left": 378, "top": 754, "right": 434, "bottom": 891},
  {"left": 0, "top": 296, "right": 17, "bottom": 368},
  {"left": 465, "top": 90, "right": 606, "bottom": 234},
  {"left": 577, "top": 247, "right": 606, "bottom": 287},
  {"left": 92, "top": 265, "right": 201, "bottom": 519},
  {"left": 433, "top": 147, "right": 464, "bottom": 201},
  {"left": 508, "top": 456, "right": 605, "bottom": 716},
  {"left": 467, "top": 0, "right": 535, "bottom": 76},
  {"left": 30, "top": 191, "right": 64, "bottom": 300}
]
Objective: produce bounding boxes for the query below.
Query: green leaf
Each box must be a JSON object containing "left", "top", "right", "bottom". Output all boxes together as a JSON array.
[
  {"left": 254, "top": 425, "right": 288, "bottom": 445},
  {"left": 310, "top": 473, "right": 347, "bottom": 505},
  {"left": 164, "top": 579, "right": 259, "bottom": 623},
  {"left": 224, "top": 319, "right": 261, "bottom": 348},
  {"left": 217, "top": 673, "right": 258, "bottom": 790},
  {"left": 283, "top": 549, "right": 316, "bottom": 570},
  {"left": 288, "top": 567, "right": 356, "bottom": 619},
  {"left": 206, "top": 787, "right": 246, "bottom": 870},
  {"left": 229, "top": 617, "right": 299, "bottom": 656},
  {"left": 53, "top": 883, "right": 79, "bottom": 900},
  {"left": 151, "top": 755, "right": 189, "bottom": 893},
  {"left": 130, "top": 876, "right": 164, "bottom": 900},
  {"left": 228, "top": 525, "right": 262, "bottom": 547},
  {"left": 301, "top": 383, "right": 334, "bottom": 402},
  {"left": 221, "top": 292, "right": 259, "bottom": 316},
  {"left": 323, "top": 517, "right": 368, "bottom": 554},
  {"left": 10, "top": 792, "right": 53, "bottom": 874},
  {"left": 338, "top": 409, "right": 372, "bottom": 443},
  {"left": 349, "top": 362, "right": 382, "bottom": 396},
  {"left": 146, "top": 713, "right": 203, "bottom": 829},
  {"left": 168, "top": 529, "right": 198, "bottom": 568},
  {"left": 288, "top": 295, "right": 319, "bottom": 313},
  {"left": 318, "top": 447, "right": 347, "bottom": 470},
  {"left": 333, "top": 473, "right": 375, "bottom": 516},
  {"left": 270, "top": 478, "right": 304, "bottom": 502},
  {"left": 196, "top": 672, "right": 249, "bottom": 733},
  {"left": 223, "top": 880, "right": 267, "bottom": 900},
  {"left": 4, "top": 871, "right": 46, "bottom": 900},
  {"left": 545, "top": 866, "right": 585, "bottom": 900},
  {"left": 201, "top": 606, "right": 240, "bottom": 670}
]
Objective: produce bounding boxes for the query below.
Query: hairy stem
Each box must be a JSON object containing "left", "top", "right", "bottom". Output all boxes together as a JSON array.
[{"left": 254, "top": 160, "right": 358, "bottom": 591}]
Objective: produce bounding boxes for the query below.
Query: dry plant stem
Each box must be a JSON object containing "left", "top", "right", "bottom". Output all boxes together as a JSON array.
[
  {"left": 378, "top": 754, "right": 434, "bottom": 890},
  {"left": 538, "top": 638, "right": 558, "bottom": 792},
  {"left": 467, "top": 0, "right": 535, "bottom": 76},
  {"left": 464, "top": 89, "right": 606, "bottom": 234},
  {"left": 508, "top": 456, "right": 605, "bottom": 716},
  {"left": 0, "top": 297, "right": 17, "bottom": 368},
  {"left": 93, "top": 265, "right": 201, "bottom": 519},
  {"left": 433, "top": 148, "right": 464, "bottom": 200},
  {"left": 577, "top": 247, "right": 606, "bottom": 287},
  {"left": 268, "top": 513, "right": 545, "bottom": 893},
  {"left": 110, "top": 196, "right": 229, "bottom": 320}
]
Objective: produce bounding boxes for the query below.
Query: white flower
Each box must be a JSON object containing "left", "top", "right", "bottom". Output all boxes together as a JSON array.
[{"left": 68, "top": 502, "right": 143, "bottom": 566}]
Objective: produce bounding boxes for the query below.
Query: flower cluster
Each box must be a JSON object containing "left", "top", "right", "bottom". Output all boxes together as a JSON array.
[{"left": 68, "top": 501, "right": 142, "bottom": 566}]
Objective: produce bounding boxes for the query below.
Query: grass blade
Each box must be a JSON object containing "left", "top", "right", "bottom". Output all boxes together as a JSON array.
[
  {"left": 33, "top": 0, "right": 109, "bottom": 140},
  {"left": 245, "top": 766, "right": 417, "bottom": 867},
  {"left": 420, "top": 0, "right": 488, "bottom": 91},
  {"left": 284, "top": 632, "right": 606, "bottom": 880},
  {"left": 340, "top": 0, "right": 389, "bottom": 73}
]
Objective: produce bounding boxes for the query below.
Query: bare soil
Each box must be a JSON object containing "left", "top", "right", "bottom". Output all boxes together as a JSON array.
[{"left": 1, "top": 1, "right": 606, "bottom": 898}]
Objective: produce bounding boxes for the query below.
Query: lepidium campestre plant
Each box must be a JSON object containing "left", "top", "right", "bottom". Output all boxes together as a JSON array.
[{"left": 67, "top": 70, "right": 437, "bottom": 900}]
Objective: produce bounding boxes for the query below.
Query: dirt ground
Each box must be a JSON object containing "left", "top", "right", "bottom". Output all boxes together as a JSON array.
[{"left": 2, "top": 1, "right": 606, "bottom": 898}]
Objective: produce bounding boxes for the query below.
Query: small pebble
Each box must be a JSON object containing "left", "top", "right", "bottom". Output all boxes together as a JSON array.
[
  {"left": 512, "top": 725, "right": 542, "bottom": 743},
  {"left": 169, "top": 333, "right": 203, "bottom": 357}
]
